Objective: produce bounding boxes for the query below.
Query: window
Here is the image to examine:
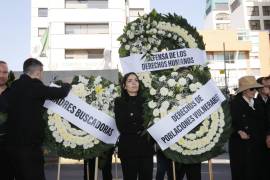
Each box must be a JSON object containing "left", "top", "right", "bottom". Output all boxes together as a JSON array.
[
  {"left": 249, "top": 20, "right": 261, "bottom": 30},
  {"left": 65, "top": 49, "right": 104, "bottom": 59},
  {"left": 38, "top": 8, "right": 48, "bottom": 17},
  {"left": 216, "top": 13, "right": 230, "bottom": 20},
  {"left": 215, "top": 3, "right": 229, "bottom": 11},
  {"left": 238, "top": 51, "right": 249, "bottom": 59},
  {"left": 264, "top": 20, "right": 270, "bottom": 30},
  {"left": 263, "top": 6, "right": 270, "bottom": 16},
  {"left": 65, "top": 0, "right": 108, "bottom": 9},
  {"left": 38, "top": 28, "right": 47, "bottom": 37},
  {"left": 216, "top": 23, "right": 230, "bottom": 30},
  {"left": 129, "top": 8, "right": 145, "bottom": 18},
  {"left": 225, "top": 52, "right": 235, "bottom": 63},
  {"left": 65, "top": 23, "right": 109, "bottom": 34},
  {"left": 247, "top": 6, "right": 259, "bottom": 16}
]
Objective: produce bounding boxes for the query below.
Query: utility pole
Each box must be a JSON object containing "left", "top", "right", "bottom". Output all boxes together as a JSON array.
[{"left": 223, "top": 42, "right": 229, "bottom": 94}]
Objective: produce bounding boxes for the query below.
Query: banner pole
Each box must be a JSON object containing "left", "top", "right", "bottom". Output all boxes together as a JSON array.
[
  {"left": 114, "top": 151, "right": 118, "bottom": 180},
  {"left": 172, "top": 161, "right": 176, "bottom": 180},
  {"left": 94, "top": 157, "right": 99, "bottom": 180},
  {"left": 57, "top": 157, "right": 61, "bottom": 180},
  {"left": 87, "top": 160, "right": 89, "bottom": 180},
  {"left": 208, "top": 159, "right": 214, "bottom": 180}
]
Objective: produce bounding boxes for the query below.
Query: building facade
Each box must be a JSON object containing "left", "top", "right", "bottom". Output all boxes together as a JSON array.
[
  {"left": 204, "top": 0, "right": 231, "bottom": 30},
  {"left": 230, "top": 0, "right": 270, "bottom": 31},
  {"left": 203, "top": 0, "right": 270, "bottom": 90},
  {"left": 31, "top": 0, "right": 150, "bottom": 70},
  {"left": 200, "top": 30, "right": 270, "bottom": 91}
]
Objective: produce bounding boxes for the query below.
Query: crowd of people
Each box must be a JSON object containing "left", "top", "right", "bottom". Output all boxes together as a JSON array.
[{"left": 0, "top": 58, "right": 270, "bottom": 180}]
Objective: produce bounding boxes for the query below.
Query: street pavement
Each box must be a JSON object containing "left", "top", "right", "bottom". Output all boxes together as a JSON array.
[{"left": 45, "top": 154, "right": 231, "bottom": 180}]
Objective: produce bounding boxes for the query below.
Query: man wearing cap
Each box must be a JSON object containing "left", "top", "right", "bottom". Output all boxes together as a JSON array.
[{"left": 229, "top": 76, "right": 266, "bottom": 180}]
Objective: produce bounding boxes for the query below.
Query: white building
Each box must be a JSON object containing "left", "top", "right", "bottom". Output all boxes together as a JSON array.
[
  {"left": 229, "top": 0, "right": 270, "bottom": 31},
  {"left": 31, "top": 0, "right": 150, "bottom": 70},
  {"left": 204, "top": 0, "right": 231, "bottom": 30}
]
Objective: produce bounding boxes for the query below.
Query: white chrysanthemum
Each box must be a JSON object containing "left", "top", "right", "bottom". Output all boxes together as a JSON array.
[
  {"left": 150, "top": 88, "right": 157, "bottom": 95},
  {"left": 168, "top": 91, "right": 173, "bottom": 97},
  {"left": 168, "top": 79, "right": 176, "bottom": 87},
  {"left": 161, "top": 101, "right": 170, "bottom": 108},
  {"left": 189, "top": 83, "right": 197, "bottom": 92},
  {"left": 171, "top": 72, "right": 178, "bottom": 77},
  {"left": 175, "top": 94, "right": 182, "bottom": 101},
  {"left": 159, "top": 76, "right": 166, "bottom": 82},
  {"left": 178, "top": 78, "right": 187, "bottom": 86},
  {"left": 125, "top": 45, "right": 130, "bottom": 50},
  {"left": 78, "top": 76, "right": 89, "bottom": 84},
  {"left": 122, "top": 38, "right": 127, "bottom": 43},
  {"left": 49, "top": 126, "right": 56, "bottom": 131},
  {"left": 131, "top": 46, "right": 138, "bottom": 53},
  {"left": 160, "top": 87, "right": 169, "bottom": 96},
  {"left": 148, "top": 101, "right": 157, "bottom": 109},
  {"left": 94, "top": 76, "right": 102, "bottom": 85},
  {"left": 153, "top": 108, "right": 160, "bottom": 117}
]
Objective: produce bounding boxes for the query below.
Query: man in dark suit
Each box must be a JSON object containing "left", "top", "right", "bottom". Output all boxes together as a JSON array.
[
  {"left": 0, "top": 61, "right": 14, "bottom": 180},
  {"left": 6, "top": 58, "right": 71, "bottom": 180},
  {"left": 256, "top": 76, "right": 270, "bottom": 180}
]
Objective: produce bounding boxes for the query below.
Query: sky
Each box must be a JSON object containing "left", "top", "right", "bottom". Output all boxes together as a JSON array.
[{"left": 0, "top": 0, "right": 205, "bottom": 71}]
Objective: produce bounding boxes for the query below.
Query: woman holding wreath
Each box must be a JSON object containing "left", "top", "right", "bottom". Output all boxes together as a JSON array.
[
  {"left": 229, "top": 76, "right": 267, "bottom": 180},
  {"left": 114, "top": 72, "right": 154, "bottom": 180}
]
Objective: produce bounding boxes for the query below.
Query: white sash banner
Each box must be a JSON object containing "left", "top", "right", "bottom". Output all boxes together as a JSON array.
[
  {"left": 147, "top": 79, "right": 225, "bottom": 150},
  {"left": 44, "top": 84, "right": 120, "bottom": 144},
  {"left": 120, "top": 48, "right": 206, "bottom": 74}
]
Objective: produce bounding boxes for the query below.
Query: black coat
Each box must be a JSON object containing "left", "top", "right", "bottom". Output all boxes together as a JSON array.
[
  {"left": 256, "top": 94, "right": 270, "bottom": 135},
  {"left": 6, "top": 74, "right": 70, "bottom": 146},
  {"left": 229, "top": 95, "right": 266, "bottom": 180},
  {"left": 0, "top": 87, "right": 9, "bottom": 144},
  {"left": 114, "top": 95, "right": 154, "bottom": 158}
]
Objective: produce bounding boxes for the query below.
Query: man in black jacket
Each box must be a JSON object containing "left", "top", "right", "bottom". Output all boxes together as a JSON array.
[
  {"left": 256, "top": 76, "right": 270, "bottom": 180},
  {"left": 0, "top": 61, "right": 14, "bottom": 180},
  {"left": 6, "top": 58, "right": 71, "bottom": 180}
]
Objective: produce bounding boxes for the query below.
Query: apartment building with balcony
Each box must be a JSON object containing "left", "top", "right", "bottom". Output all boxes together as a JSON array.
[
  {"left": 204, "top": 0, "right": 231, "bottom": 30},
  {"left": 31, "top": 0, "right": 150, "bottom": 70}
]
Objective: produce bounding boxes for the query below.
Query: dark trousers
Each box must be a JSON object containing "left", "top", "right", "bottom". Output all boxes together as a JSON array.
[
  {"left": 84, "top": 152, "right": 113, "bottom": 180},
  {"left": 156, "top": 151, "right": 173, "bottom": 180},
  {"left": 120, "top": 157, "right": 153, "bottom": 180},
  {"left": 176, "top": 163, "right": 201, "bottom": 180},
  {"left": 0, "top": 144, "right": 14, "bottom": 180},
  {"left": 7, "top": 145, "right": 45, "bottom": 180},
  {"left": 229, "top": 137, "right": 264, "bottom": 180}
]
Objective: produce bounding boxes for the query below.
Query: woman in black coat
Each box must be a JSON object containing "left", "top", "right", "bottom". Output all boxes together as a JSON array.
[
  {"left": 114, "top": 72, "right": 154, "bottom": 180},
  {"left": 229, "top": 76, "right": 266, "bottom": 180}
]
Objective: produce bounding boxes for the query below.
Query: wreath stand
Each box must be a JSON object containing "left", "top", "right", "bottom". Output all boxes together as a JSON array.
[{"left": 56, "top": 157, "right": 99, "bottom": 180}]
